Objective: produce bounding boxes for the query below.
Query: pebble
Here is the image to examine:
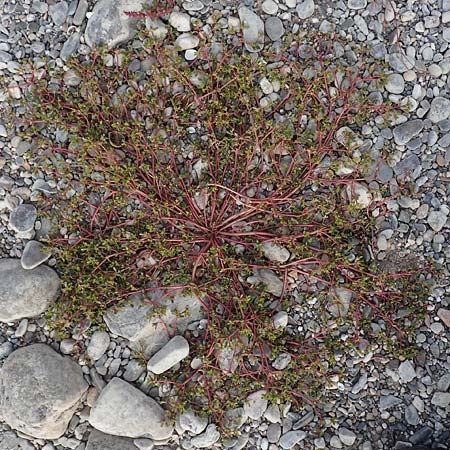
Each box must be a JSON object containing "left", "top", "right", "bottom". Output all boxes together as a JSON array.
[
  {"left": 428, "top": 97, "right": 450, "bottom": 123},
  {"left": 87, "top": 331, "right": 110, "bottom": 362},
  {"left": 49, "top": 1, "right": 68, "bottom": 26},
  {"left": 338, "top": 428, "right": 356, "bottom": 446},
  {"left": 175, "top": 33, "right": 200, "bottom": 50},
  {"left": 398, "top": 360, "right": 416, "bottom": 383},
  {"left": 296, "top": 0, "right": 315, "bottom": 19},
  {"left": 147, "top": 336, "right": 190, "bottom": 374},
  {"left": 169, "top": 12, "right": 191, "bottom": 32},
  {"left": 348, "top": 0, "right": 367, "bottom": 9},
  {"left": 431, "top": 392, "right": 450, "bottom": 408},
  {"left": 265, "top": 17, "right": 285, "bottom": 41},
  {"left": 21, "top": 240, "right": 51, "bottom": 270},
  {"left": 437, "top": 308, "right": 450, "bottom": 328},
  {"left": 243, "top": 390, "right": 268, "bottom": 420},
  {"left": 190, "top": 425, "right": 220, "bottom": 448},
  {"left": 9, "top": 204, "right": 37, "bottom": 233},
  {"left": 385, "top": 74, "right": 405, "bottom": 94},
  {"left": 279, "top": 431, "right": 306, "bottom": 449}
]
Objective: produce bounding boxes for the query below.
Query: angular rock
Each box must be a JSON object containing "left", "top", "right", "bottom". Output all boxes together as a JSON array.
[
  {"left": 87, "top": 331, "right": 111, "bottom": 361},
  {"left": 327, "top": 287, "right": 353, "bottom": 317},
  {"left": 238, "top": 7, "right": 264, "bottom": 52},
  {"left": 89, "top": 377, "right": 173, "bottom": 440},
  {"left": 261, "top": 242, "right": 290, "bottom": 263},
  {"left": 398, "top": 360, "right": 416, "bottom": 383},
  {"left": 73, "top": 0, "right": 89, "bottom": 25},
  {"left": 85, "top": 0, "right": 152, "bottom": 49},
  {"left": 104, "top": 290, "right": 203, "bottom": 356},
  {"left": 346, "top": 182, "right": 372, "bottom": 208},
  {"left": 243, "top": 390, "right": 267, "bottom": 420},
  {"left": 190, "top": 424, "right": 220, "bottom": 448},
  {"left": 272, "top": 311, "right": 288, "bottom": 329},
  {"left": 394, "top": 154, "right": 420, "bottom": 178},
  {"left": 147, "top": 335, "right": 189, "bottom": 374},
  {"left": 179, "top": 410, "right": 208, "bottom": 435},
  {"left": 49, "top": 1, "right": 68, "bottom": 26},
  {"left": 9, "top": 204, "right": 37, "bottom": 233},
  {"left": 123, "top": 359, "right": 146, "bottom": 382},
  {"left": 428, "top": 97, "right": 450, "bottom": 123},
  {"left": 21, "top": 240, "right": 51, "bottom": 269},
  {"left": 393, "top": 120, "right": 424, "bottom": 145},
  {"left": 437, "top": 308, "right": 450, "bottom": 328},
  {"left": 0, "top": 344, "right": 88, "bottom": 439},
  {"left": 431, "top": 392, "right": 450, "bottom": 408},
  {"left": 279, "top": 431, "right": 306, "bottom": 449},
  {"left": 0, "top": 259, "right": 60, "bottom": 322},
  {"left": 247, "top": 269, "right": 284, "bottom": 296},
  {"left": 86, "top": 430, "right": 137, "bottom": 450},
  {"left": 61, "top": 32, "right": 80, "bottom": 62}
]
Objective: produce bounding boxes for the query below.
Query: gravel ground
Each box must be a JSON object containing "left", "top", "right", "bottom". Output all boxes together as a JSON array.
[{"left": 1, "top": 0, "right": 450, "bottom": 449}]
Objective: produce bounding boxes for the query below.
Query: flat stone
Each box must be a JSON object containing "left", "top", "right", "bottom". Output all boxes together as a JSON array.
[
  {"left": 0, "top": 259, "right": 60, "bottom": 323},
  {"left": 9, "top": 204, "right": 37, "bottom": 233},
  {"left": 265, "top": 17, "right": 284, "bottom": 41},
  {"left": 338, "top": 428, "right": 356, "bottom": 446},
  {"left": 261, "top": 242, "right": 290, "bottom": 263},
  {"left": 385, "top": 73, "right": 405, "bottom": 94},
  {"left": 389, "top": 53, "right": 414, "bottom": 73},
  {"left": 279, "top": 431, "right": 306, "bottom": 449},
  {"left": 104, "top": 290, "right": 203, "bottom": 357},
  {"left": 437, "top": 308, "right": 450, "bottom": 328},
  {"left": 86, "top": 430, "right": 137, "bottom": 450},
  {"left": 267, "top": 423, "right": 281, "bottom": 443},
  {"left": 61, "top": 32, "right": 80, "bottom": 62},
  {"left": 327, "top": 287, "right": 353, "bottom": 317},
  {"left": 335, "top": 126, "right": 363, "bottom": 149},
  {"left": 431, "top": 392, "right": 450, "bottom": 408},
  {"left": 85, "top": 0, "right": 151, "bottom": 48},
  {"left": 169, "top": 11, "right": 191, "bottom": 31},
  {"left": 380, "top": 394, "right": 402, "bottom": 410},
  {"left": 262, "top": 0, "right": 278, "bottom": 14},
  {"left": 133, "top": 438, "right": 154, "bottom": 450},
  {"left": 394, "top": 154, "right": 420, "bottom": 178},
  {"left": 405, "top": 404, "right": 420, "bottom": 426},
  {"left": 49, "top": 1, "right": 68, "bottom": 26},
  {"left": 272, "top": 311, "right": 288, "bottom": 329},
  {"left": 123, "top": 359, "right": 146, "bottom": 382},
  {"left": 179, "top": 410, "right": 208, "bottom": 435},
  {"left": 247, "top": 269, "right": 284, "bottom": 296},
  {"left": 264, "top": 404, "right": 281, "bottom": 423},
  {"left": 0, "top": 344, "right": 88, "bottom": 439},
  {"left": 427, "top": 209, "right": 448, "bottom": 232},
  {"left": 175, "top": 33, "right": 199, "bottom": 50},
  {"left": 346, "top": 182, "right": 372, "bottom": 208},
  {"left": 89, "top": 377, "right": 173, "bottom": 440},
  {"left": 21, "top": 240, "right": 51, "bottom": 269},
  {"left": 243, "top": 390, "right": 267, "bottom": 420},
  {"left": 73, "top": 0, "right": 89, "bottom": 25},
  {"left": 296, "top": 0, "right": 315, "bottom": 19},
  {"left": 147, "top": 335, "right": 189, "bottom": 374},
  {"left": 393, "top": 120, "right": 423, "bottom": 145},
  {"left": 0, "top": 342, "right": 13, "bottom": 359},
  {"left": 428, "top": 97, "right": 450, "bottom": 123},
  {"left": 87, "top": 331, "right": 111, "bottom": 361},
  {"left": 348, "top": 0, "right": 367, "bottom": 9},
  {"left": 190, "top": 424, "right": 220, "bottom": 448},
  {"left": 398, "top": 360, "right": 416, "bottom": 383},
  {"left": 238, "top": 6, "right": 264, "bottom": 52}
]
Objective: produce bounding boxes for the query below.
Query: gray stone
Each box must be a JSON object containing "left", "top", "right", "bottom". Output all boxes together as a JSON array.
[
  {"left": 175, "top": 33, "right": 199, "bottom": 50},
  {"left": 264, "top": 404, "right": 281, "bottom": 423},
  {"left": 89, "top": 377, "right": 173, "bottom": 440},
  {"left": 104, "top": 290, "right": 203, "bottom": 357},
  {"left": 279, "top": 431, "right": 306, "bottom": 449},
  {"left": 427, "top": 209, "right": 448, "bottom": 232},
  {"left": 0, "top": 259, "right": 60, "bottom": 322},
  {"left": 0, "top": 342, "right": 13, "bottom": 359},
  {"left": 0, "top": 431, "right": 37, "bottom": 450},
  {"left": 73, "top": 0, "right": 89, "bottom": 25},
  {"left": 351, "top": 373, "right": 368, "bottom": 394},
  {"left": 238, "top": 6, "right": 264, "bottom": 52},
  {"left": 0, "top": 344, "right": 88, "bottom": 439},
  {"left": 61, "top": 32, "right": 80, "bottom": 62},
  {"left": 243, "top": 390, "right": 267, "bottom": 420},
  {"left": 261, "top": 242, "right": 290, "bottom": 263},
  {"left": 272, "top": 353, "right": 291, "bottom": 370},
  {"left": 338, "top": 428, "right": 356, "bottom": 446},
  {"left": 49, "top": 1, "right": 68, "bottom": 26},
  {"left": 266, "top": 423, "right": 281, "bottom": 443},
  {"left": 272, "top": 311, "right": 288, "bottom": 329},
  {"left": 21, "top": 240, "right": 51, "bottom": 269},
  {"left": 348, "top": 0, "right": 366, "bottom": 9},
  {"left": 377, "top": 162, "right": 393, "bottom": 182},
  {"left": 380, "top": 394, "right": 402, "bottom": 410},
  {"left": 147, "top": 335, "right": 189, "bottom": 374},
  {"left": 431, "top": 392, "right": 450, "bottom": 408},
  {"left": 9, "top": 204, "right": 37, "bottom": 233},
  {"left": 133, "top": 438, "right": 154, "bottom": 450},
  {"left": 85, "top": 0, "right": 151, "bottom": 49},
  {"left": 123, "top": 359, "right": 146, "bottom": 382},
  {"left": 190, "top": 425, "right": 220, "bottom": 448},
  {"left": 247, "top": 269, "right": 284, "bottom": 296},
  {"left": 265, "top": 17, "right": 284, "bottom": 41},
  {"left": 85, "top": 430, "right": 137, "bottom": 450},
  {"left": 169, "top": 11, "right": 191, "bottom": 31},
  {"left": 262, "top": 0, "right": 278, "bottom": 14},
  {"left": 0, "top": 123, "right": 7, "bottom": 137},
  {"left": 437, "top": 374, "right": 450, "bottom": 391},
  {"left": 398, "top": 360, "right": 416, "bottom": 383},
  {"left": 405, "top": 404, "right": 420, "bottom": 426},
  {"left": 179, "top": 410, "right": 208, "bottom": 435},
  {"left": 385, "top": 74, "right": 405, "bottom": 94},
  {"left": 394, "top": 154, "right": 420, "bottom": 178},
  {"left": 428, "top": 97, "right": 450, "bottom": 123},
  {"left": 393, "top": 120, "right": 423, "bottom": 145},
  {"left": 438, "top": 308, "right": 450, "bottom": 328},
  {"left": 327, "top": 287, "right": 352, "bottom": 317},
  {"left": 389, "top": 53, "right": 414, "bottom": 73},
  {"left": 296, "top": 0, "right": 315, "bottom": 19},
  {"left": 87, "top": 331, "right": 110, "bottom": 361}
]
